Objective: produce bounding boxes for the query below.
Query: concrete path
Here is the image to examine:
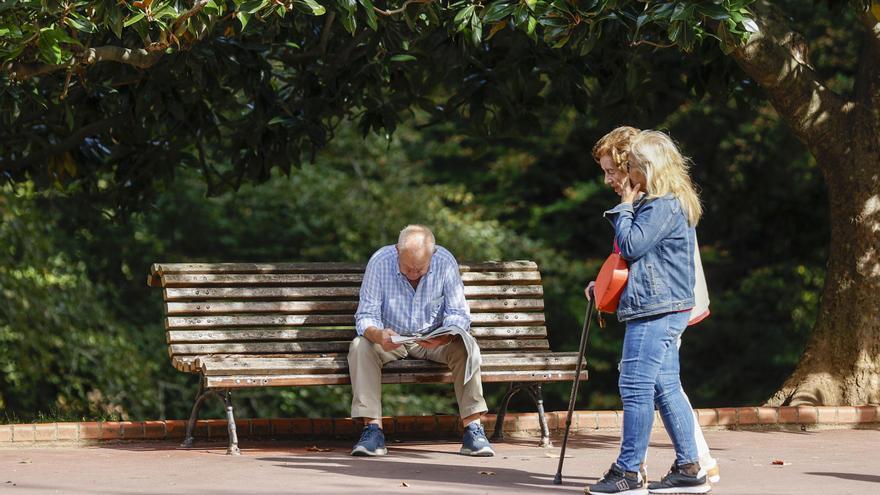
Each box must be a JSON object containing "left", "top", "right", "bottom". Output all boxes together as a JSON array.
[{"left": 1, "top": 428, "right": 878, "bottom": 494}]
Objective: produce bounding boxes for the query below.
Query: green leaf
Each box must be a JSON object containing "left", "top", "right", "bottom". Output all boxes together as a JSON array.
[
  {"left": 698, "top": 4, "right": 730, "bottom": 21},
  {"left": 359, "top": 0, "right": 377, "bottom": 30},
  {"left": 236, "top": 11, "right": 251, "bottom": 30},
  {"left": 293, "top": 0, "right": 326, "bottom": 15},
  {"left": 110, "top": 9, "right": 123, "bottom": 39},
  {"left": 123, "top": 13, "right": 145, "bottom": 28},
  {"left": 525, "top": 0, "right": 536, "bottom": 12},
  {"left": 455, "top": 5, "right": 474, "bottom": 26},
  {"left": 239, "top": 0, "right": 267, "bottom": 14},
  {"left": 667, "top": 20, "right": 682, "bottom": 44},
  {"left": 716, "top": 21, "right": 736, "bottom": 54},
  {"left": 483, "top": 1, "right": 515, "bottom": 24},
  {"left": 37, "top": 32, "right": 62, "bottom": 65},
  {"left": 470, "top": 12, "right": 482, "bottom": 45},
  {"left": 153, "top": 4, "right": 180, "bottom": 19},
  {"left": 64, "top": 16, "right": 96, "bottom": 34},
  {"left": 527, "top": 15, "right": 536, "bottom": 37},
  {"left": 205, "top": 0, "right": 222, "bottom": 15},
  {"left": 742, "top": 18, "right": 759, "bottom": 34},
  {"left": 340, "top": 12, "right": 356, "bottom": 33},
  {"left": 45, "top": 28, "right": 81, "bottom": 47},
  {"left": 514, "top": 5, "right": 528, "bottom": 28},
  {"left": 390, "top": 54, "right": 417, "bottom": 62}
]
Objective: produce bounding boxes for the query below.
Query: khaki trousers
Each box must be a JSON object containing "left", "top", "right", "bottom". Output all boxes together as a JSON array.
[{"left": 348, "top": 335, "right": 488, "bottom": 419}]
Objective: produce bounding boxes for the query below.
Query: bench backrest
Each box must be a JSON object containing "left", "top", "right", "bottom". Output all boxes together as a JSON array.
[{"left": 148, "top": 261, "right": 548, "bottom": 373}]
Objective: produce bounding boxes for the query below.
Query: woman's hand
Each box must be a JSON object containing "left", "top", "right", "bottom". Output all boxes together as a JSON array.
[
  {"left": 584, "top": 281, "right": 596, "bottom": 301},
  {"left": 620, "top": 178, "right": 641, "bottom": 204}
]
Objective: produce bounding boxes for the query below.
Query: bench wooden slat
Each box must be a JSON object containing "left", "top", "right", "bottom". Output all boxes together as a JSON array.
[
  {"left": 165, "top": 312, "right": 544, "bottom": 329},
  {"left": 163, "top": 285, "right": 544, "bottom": 301},
  {"left": 166, "top": 315, "right": 354, "bottom": 329},
  {"left": 151, "top": 261, "right": 537, "bottom": 276},
  {"left": 161, "top": 273, "right": 364, "bottom": 287},
  {"left": 166, "top": 326, "right": 547, "bottom": 343},
  {"left": 205, "top": 369, "right": 587, "bottom": 388},
  {"left": 197, "top": 353, "right": 582, "bottom": 376},
  {"left": 164, "top": 298, "right": 544, "bottom": 315},
  {"left": 165, "top": 301, "right": 359, "bottom": 315},
  {"left": 159, "top": 271, "right": 540, "bottom": 288},
  {"left": 169, "top": 339, "right": 550, "bottom": 355}
]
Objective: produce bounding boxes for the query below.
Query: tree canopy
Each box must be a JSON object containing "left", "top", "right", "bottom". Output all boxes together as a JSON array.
[{"left": 2, "top": 0, "right": 759, "bottom": 210}]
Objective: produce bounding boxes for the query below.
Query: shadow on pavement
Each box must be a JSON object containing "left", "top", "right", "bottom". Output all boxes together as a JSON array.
[{"left": 805, "top": 472, "right": 880, "bottom": 484}]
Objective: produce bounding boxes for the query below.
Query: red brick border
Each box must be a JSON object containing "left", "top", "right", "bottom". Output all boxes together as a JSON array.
[{"left": 1, "top": 406, "right": 877, "bottom": 445}]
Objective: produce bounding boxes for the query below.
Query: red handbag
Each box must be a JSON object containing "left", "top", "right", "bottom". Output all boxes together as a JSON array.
[{"left": 594, "top": 241, "right": 628, "bottom": 313}]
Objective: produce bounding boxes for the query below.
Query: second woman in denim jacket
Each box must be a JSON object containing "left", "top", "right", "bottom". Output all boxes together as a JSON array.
[{"left": 587, "top": 131, "right": 710, "bottom": 495}]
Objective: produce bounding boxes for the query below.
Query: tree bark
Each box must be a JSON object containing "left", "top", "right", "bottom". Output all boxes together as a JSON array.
[{"left": 732, "top": 2, "right": 880, "bottom": 406}]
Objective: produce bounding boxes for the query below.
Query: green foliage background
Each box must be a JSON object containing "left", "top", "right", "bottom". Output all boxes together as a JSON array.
[{"left": 0, "top": 90, "right": 826, "bottom": 422}]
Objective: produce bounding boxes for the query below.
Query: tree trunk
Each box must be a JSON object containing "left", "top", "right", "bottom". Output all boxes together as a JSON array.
[
  {"left": 731, "top": 2, "right": 880, "bottom": 405},
  {"left": 766, "top": 122, "right": 880, "bottom": 406}
]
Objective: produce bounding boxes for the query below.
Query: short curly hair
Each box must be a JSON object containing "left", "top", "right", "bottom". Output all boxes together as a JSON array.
[{"left": 591, "top": 126, "right": 641, "bottom": 171}]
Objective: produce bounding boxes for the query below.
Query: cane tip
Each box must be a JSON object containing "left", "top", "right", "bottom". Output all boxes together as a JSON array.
[{"left": 552, "top": 473, "right": 562, "bottom": 485}]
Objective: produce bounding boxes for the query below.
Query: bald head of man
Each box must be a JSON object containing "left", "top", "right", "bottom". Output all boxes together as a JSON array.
[{"left": 396, "top": 225, "right": 436, "bottom": 285}]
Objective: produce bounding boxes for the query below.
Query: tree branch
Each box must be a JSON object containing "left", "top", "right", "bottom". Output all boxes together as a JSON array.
[
  {"left": 729, "top": 1, "right": 853, "bottom": 162},
  {"left": 4, "top": 46, "right": 163, "bottom": 81},
  {"left": 173, "top": 0, "right": 211, "bottom": 34},
  {"left": 374, "top": 0, "right": 433, "bottom": 16},
  {"left": 4, "top": 0, "right": 215, "bottom": 81},
  {"left": 278, "top": 12, "right": 337, "bottom": 63},
  {"left": 2, "top": 115, "right": 125, "bottom": 171},
  {"left": 857, "top": 5, "right": 880, "bottom": 54}
]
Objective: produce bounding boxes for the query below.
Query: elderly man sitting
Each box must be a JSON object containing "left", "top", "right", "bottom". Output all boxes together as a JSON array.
[{"left": 348, "top": 224, "right": 494, "bottom": 457}]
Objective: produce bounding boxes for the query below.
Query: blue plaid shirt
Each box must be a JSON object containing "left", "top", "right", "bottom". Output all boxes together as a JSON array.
[{"left": 355, "top": 245, "right": 471, "bottom": 336}]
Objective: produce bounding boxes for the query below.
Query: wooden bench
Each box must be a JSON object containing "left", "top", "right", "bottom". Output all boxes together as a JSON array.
[{"left": 147, "top": 260, "right": 587, "bottom": 454}]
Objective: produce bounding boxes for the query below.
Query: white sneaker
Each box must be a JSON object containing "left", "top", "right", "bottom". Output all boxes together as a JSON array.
[{"left": 699, "top": 457, "right": 720, "bottom": 484}]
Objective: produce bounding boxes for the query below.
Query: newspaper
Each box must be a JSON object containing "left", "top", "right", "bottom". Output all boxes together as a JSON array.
[{"left": 390, "top": 326, "right": 482, "bottom": 384}]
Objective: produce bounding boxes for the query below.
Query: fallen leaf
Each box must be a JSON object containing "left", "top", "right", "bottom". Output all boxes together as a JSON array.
[
  {"left": 479, "top": 471, "right": 496, "bottom": 476},
  {"left": 401, "top": 481, "right": 409, "bottom": 487},
  {"left": 771, "top": 459, "right": 790, "bottom": 466},
  {"left": 19, "top": 459, "right": 32, "bottom": 464},
  {"left": 306, "top": 445, "right": 334, "bottom": 452}
]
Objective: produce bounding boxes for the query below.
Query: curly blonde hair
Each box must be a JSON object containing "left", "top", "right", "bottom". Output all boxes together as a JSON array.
[
  {"left": 592, "top": 126, "right": 641, "bottom": 170},
  {"left": 628, "top": 130, "right": 703, "bottom": 226}
]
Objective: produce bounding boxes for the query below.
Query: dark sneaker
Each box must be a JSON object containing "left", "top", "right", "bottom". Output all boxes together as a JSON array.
[
  {"left": 586, "top": 464, "right": 647, "bottom": 494},
  {"left": 648, "top": 462, "right": 711, "bottom": 494},
  {"left": 459, "top": 422, "right": 495, "bottom": 456},
  {"left": 351, "top": 424, "right": 387, "bottom": 456}
]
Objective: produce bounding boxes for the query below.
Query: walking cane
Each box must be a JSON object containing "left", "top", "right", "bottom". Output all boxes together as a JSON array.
[{"left": 553, "top": 293, "right": 596, "bottom": 485}]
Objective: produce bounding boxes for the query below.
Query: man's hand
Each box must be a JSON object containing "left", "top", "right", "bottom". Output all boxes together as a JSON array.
[
  {"left": 417, "top": 334, "right": 455, "bottom": 349},
  {"left": 364, "top": 327, "right": 402, "bottom": 352}
]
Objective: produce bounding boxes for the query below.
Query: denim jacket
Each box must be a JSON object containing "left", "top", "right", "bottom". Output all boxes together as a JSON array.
[{"left": 604, "top": 194, "right": 695, "bottom": 322}]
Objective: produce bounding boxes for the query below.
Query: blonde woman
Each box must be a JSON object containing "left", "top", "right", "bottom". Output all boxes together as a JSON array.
[
  {"left": 586, "top": 131, "right": 711, "bottom": 495},
  {"left": 588, "top": 127, "right": 720, "bottom": 489}
]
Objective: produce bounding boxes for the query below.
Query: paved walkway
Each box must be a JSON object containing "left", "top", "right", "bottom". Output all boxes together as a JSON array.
[{"left": 2, "top": 428, "right": 878, "bottom": 494}]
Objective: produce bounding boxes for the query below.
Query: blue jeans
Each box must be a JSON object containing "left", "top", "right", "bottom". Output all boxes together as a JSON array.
[{"left": 615, "top": 311, "right": 698, "bottom": 472}]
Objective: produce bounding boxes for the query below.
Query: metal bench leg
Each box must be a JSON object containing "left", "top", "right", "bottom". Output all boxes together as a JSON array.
[
  {"left": 525, "top": 383, "right": 553, "bottom": 448},
  {"left": 223, "top": 389, "right": 241, "bottom": 455},
  {"left": 491, "top": 382, "right": 524, "bottom": 442},
  {"left": 181, "top": 379, "right": 210, "bottom": 448}
]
